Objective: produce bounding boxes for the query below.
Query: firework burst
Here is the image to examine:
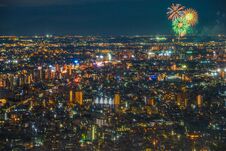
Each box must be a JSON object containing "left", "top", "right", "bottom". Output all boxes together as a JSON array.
[
  {"left": 184, "top": 8, "right": 198, "bottom": 26},
  {"left": 172, "top": 17, "right": 191, "bottom": 37},
  {"left": 167, "top": 3, "right": 185, "bottom": 21}
]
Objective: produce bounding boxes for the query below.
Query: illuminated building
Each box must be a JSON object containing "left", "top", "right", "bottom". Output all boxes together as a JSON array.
[
  {"left": 148, "top": 98, "right": 156, "bottom": 106},
  {"left": 0, "top": 99, "right": 7, "bottom": 106},
  {"left": 59, "top": 73, "right": 62, "bottom": 79},
  {"left": 9, "top": 76, "right": 14, "bottom": 90},
  {"left": 75, "top": 91, "right": 83, "bottom": 105},
  {"left": 38, "top": 66, "right": 42, "bottom": 80},
  {"left": 50, "top": 70, "right": 55, "bottom": 79},
  {"left": 55, "top": 64, "right": 60, "bottom": 72},
  {"left": 96, "top": 118, "right": 108, "bottom": 127},
  {"left": 114, "top": 93, "right": 120, "bottom": 106},
  {"left": 29, "top": 100, "right": 34, "bottom": 110},
  {"left": 63, "top": 64, "right": 68, "bottom": 71},
  {"left": 86, "top": 125, "right": 97, "bottom": 141},
  {"left": 176, "top": 93, "right": 188, "bottom": 109},
  {"left": 91, "top": 125, "right": 96, "bottom": 141},
  {"left": 68, "top": 65, "right": 72, "bottom": 75},
  {"left": 220, "top": 71, "right": 225, "bottom": 79},
  {"left": 94, "top": 97, "right": 113, "bottom": 106},
  {"left": 45, "top": 69, "right": 49, "bottom": 80},
  {"left": 26, "top": 75, "right": 31, "bottom": 84},
  {"left": 171, "top": 64, "right": 177, "bottom": 71},
  {"left": 0, "top": 79, "right": 5, "bottom": 88},
  {"left": 197, "top": 95, "right": 203, "bottom": 108},
  {"left": 69, "top": 90, "right": 73, "bottom": 103}
]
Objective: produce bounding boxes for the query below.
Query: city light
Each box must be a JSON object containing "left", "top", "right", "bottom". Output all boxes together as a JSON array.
[
  {"left": 0, "top": 1, "right": 225, "bottom": 149},
  {"left": 74, "top": 59, "right": 79, "bottom": 64}
]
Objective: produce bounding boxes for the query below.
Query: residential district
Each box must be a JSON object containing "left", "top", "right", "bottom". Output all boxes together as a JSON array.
[{"left": 0, "top": 35, "right": 225, "bottom": 151}]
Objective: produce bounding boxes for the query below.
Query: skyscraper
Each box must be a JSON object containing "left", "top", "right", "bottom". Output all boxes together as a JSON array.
[
  {"left": 75, "top": 91, "right": 83, "bottom": 105},
  {"left": 114, "top": 93, "right": 120, "bottom": 106},
  {"left": 69, "top": 90, "right": 73, "bottom": 103},
  {"left": 197, "top": 95, "right": 203, "bottom": 108}
]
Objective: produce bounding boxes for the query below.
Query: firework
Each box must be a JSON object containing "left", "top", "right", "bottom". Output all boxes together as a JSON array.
[
  {"left": 184, "top": 8, "right": 198, "bottom": 26},
  {"left": 167, "top": 3, "right": 185, "bottom": 21},
  {"left": 172, "top": 17, "right": 191, "bottom": 37}
]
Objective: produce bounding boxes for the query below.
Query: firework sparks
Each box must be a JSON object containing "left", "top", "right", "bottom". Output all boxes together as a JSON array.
[
  {"left": 184, "top": 8, "right": 198, "bottom": 26},
  {"left": 172, "top": 17, "right": 191, "bottom": 37},
  {"left": 167, "top": 3, "right": 185, "bottom": 21}
]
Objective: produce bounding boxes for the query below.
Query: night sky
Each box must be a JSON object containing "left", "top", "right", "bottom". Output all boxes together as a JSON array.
[{"left": 0, "top": 0, "right": 226, "bottom": 35}]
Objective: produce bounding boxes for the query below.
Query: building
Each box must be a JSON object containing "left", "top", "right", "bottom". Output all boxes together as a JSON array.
[
  {"left": 114, "top": 93, "right": 120, "bottom": 106},
  {"left": 69, "top": 90, "right": 73, "bottom": 103},
  {"left": 147, "top": 98, "right": 156, "bottom": 106},
  {"left": 75, "top": 91, "right": 83, "bottom": 105},
  {"left": 197, "top": 95, "right": 203, "bottom": 108},
  {"left": 176, "top": 93, "right": 188, "bottom": 109}
]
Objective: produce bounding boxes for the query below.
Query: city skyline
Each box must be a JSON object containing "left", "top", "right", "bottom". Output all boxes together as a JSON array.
[{"left": 0, "top": 1, "right": 226, "bottom": 150}]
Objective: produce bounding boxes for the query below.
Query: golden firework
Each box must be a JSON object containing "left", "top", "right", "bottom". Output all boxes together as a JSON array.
[{"left": 184, "top": 8, "right": 198, "bottom": 26}]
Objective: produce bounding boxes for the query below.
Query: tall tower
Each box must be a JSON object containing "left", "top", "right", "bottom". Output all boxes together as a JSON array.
[
  {"left": 75, "top": 90, "right": 83, "bottom": 105},
  {"left": 114, "top": 93, "right": 120, "bottom": 106}
]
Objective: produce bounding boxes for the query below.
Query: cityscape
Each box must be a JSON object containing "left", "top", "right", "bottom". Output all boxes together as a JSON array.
[{"left": 0, "top": 0, "right": 226, "bottom": 151}]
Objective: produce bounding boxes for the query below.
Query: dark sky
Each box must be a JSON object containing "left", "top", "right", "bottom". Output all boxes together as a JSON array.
[{"left": 0, "top": 0, "right": 226, "bottom": 35}]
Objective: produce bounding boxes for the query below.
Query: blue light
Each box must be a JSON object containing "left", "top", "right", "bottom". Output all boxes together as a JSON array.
[
  {"left": 150, "top": 75, "right": 158, "bottom": 81},
  {"left": 74, "top": 60, "right": 79, "bottom": 64}
]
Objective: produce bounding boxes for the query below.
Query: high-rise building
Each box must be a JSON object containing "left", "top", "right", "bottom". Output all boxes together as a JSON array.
[
  {"left": 38, "top": 66, "right": 42, "bottom": 80},
  {"left": 197, "top": 95, "right": 203, "bottom": 108},
  {"left": 69, "top": 90, "right": 73, "bottom": 103},
  {"left": 55, "top": 64, "right": 60, "bottom": 73},
  {"left": 176, "top": 93, "right": 188, "bottom": 109},
  {"left": 91, "top": 125, "right": 96, "bottom": 141},
  {"left": 28, "top": 75, "right": 31, "bottom": 84},
  {"left": 63, "top": 64, "right": 68, "bottom": 71},
  {"left": 45, "top": 69, "right": 49, "bottom": 80},
  {"left": 220, "top": 71, "right": 225, "bottom": 79},
  {"left": 114, "top": 93, "right": 120, "bottom": 106},
  {"left": 68, "top": 65, "right": 72, "bottom": 75},
  {"left": 50, "top": 70, "right": 55, "bottom": 79},
  {"left": 75, "top": 91, "right": 83, "bottom": 105}
]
